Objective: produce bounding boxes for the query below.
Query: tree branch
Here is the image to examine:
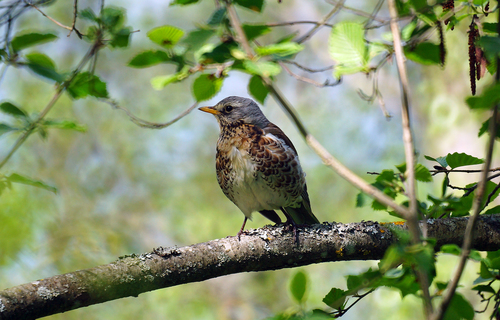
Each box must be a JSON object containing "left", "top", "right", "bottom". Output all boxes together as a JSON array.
[{"left": 1, "top": 215, "right": 500, "bottom": 320}]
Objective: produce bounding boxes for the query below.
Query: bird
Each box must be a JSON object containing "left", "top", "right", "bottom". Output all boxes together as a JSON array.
[{"left": 199, "top": 96, "right": 319, "bottom": 240}]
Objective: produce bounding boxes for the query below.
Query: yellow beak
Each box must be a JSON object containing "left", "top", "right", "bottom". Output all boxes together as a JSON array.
[{"left": 198, "top": 106, "right": 219, "bottom": 115}]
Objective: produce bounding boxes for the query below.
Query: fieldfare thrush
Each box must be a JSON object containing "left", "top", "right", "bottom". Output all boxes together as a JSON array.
[{"left": 199, "top": 96, "right": 319, "bottom": 239}]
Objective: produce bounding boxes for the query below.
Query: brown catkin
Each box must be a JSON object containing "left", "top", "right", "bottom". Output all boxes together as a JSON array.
[
  {"left": 438, "top": 21, "right": 446, "bottom": 66},
  {"left": 468, "top": 17, "right": 478, "bottom": 95}
]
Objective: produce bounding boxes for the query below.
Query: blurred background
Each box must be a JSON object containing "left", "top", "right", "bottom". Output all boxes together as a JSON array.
[{"left": 0, "top": 0, "right": 496, "bottom": 319}]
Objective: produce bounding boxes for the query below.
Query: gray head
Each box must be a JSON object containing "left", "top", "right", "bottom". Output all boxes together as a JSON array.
[{"left": 199, "top": 96, "right": 270, "bottom": 128}]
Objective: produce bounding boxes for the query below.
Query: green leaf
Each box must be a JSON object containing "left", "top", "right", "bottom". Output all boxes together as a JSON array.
[
  {"left": 480, "top": 261, "right": 493, "bottom": 279},
  {"left": 41, "top": 119, "right": 87, "bottom": 132},
  {"left": 401, "top": 20, "right": 417, "bottom": 41},
  {"left": 80, "top": 8, "right": 98, "bottom": 21},
  {"left": 484, "top": 205, "right": 500, "bottom": 215},
  {"left": 478, "top": 36, "right": 500, "bottom": 60},
  {"left": 170, "top": 0, "right": 200, "bottom": 5},
  {"left": 242, "top": 24, "right": 271, "bottom": 41},
  {"left": 181, "top": 29, "right": 215, "bottom": 50},
  {"left": 355, "top": 192, "right": 368, "bottom": 207},
  {"left": 483, "top": 23, "right": 498, "bottom": 34},
  {"left": 405, "top": 42, "right": 441, "bottom": 65},
  {"left": 467, "top": 83, "right": 500, "bottom": 110},
  {"left": 446, "top": 152, "right": 484, "bottom": 169},
  {"left": 147, "top": 25, "right": 185, "bottom": 48},
  {"left": 248, "top": 75, "right": 268, "bottom": 104},
  {"left": 242, "top": 60, "right": 281, "bottom": 77},
  {"left": 472, "top": 284, "right": 495, "bottom": 293},
  {"left": 67, "top": 72, "right": 108, "bottom": 99},
  {"left": 110, "top": 27, "right": 131, "bottom": 48},
  {"left": 415, "top": 164, "right": 432, "bottom": 182},
  {"left": 192, "top": 74, "right": 223, "bottom": 101},
  {"left": 290, "top": 271, "right": 307, "bottom": 304},
  {"left": 443, "top": 293, "right": 474, "bottom": 320},
  {"left": 0, "top": 102, "right": 28, "bottom": 118},
  {"left": 101, "top": 7, "right": 125, "bottom": 31},
  {"left": 424, "top": 155, "right": 448, "bottom": 168},
  {"left": 7, "top": 173, "right": 57, "bottom": 193},
  {"left": 234, "top": 0, "right": 264, "bottom": 12},
  {"left": 151, "top": 66, "right": 190, "bottom": 90},
  {"left": 440, "top": 244, "right": 461, "bottom": 255},
  {"left": 322, "top": 288, "right": 347, "bottom": 310},
  {"left": 255, "top": 42, "right": 304, "bottom": 57},
  {"left": 200, "top": 42, "right": 236, "bottom": 63},
  {"left": 128, "top": 50, "right": 172, "bottom": 68},
  {"left": 25, "top": 52, "right": 64, "bottom": 82},
  {"left": 328, "top": 22, "right": 368, "bottom": 77},
  {"left": 0, "top": 123, "right": 18, "bottom": 136},
  {"left": 207, "top": 7, "right": 226, "bottom": 25},
  {"left": 11, "top": 32, "right": 58, "bottom": 52}
]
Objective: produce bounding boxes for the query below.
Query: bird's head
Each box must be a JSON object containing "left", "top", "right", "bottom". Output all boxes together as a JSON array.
[{"left": 199, "top": 96, "right": 269, "bottom": 128}]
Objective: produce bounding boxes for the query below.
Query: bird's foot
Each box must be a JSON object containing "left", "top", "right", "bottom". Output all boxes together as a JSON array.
[{"left": 283, "top": 219, "right": 299, "bottom": 245}]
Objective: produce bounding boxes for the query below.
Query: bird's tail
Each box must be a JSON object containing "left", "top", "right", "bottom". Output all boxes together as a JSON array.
[{"left": 281, "top": 189, "right": 319, "bottom": 225}]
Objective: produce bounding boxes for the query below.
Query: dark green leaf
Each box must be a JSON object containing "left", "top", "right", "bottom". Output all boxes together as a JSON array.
[
  {"left": 201, "top": 42, "right": 236, "bottom": 63},
  {"left": 376, "top": 170, "right": 396, "bottom": 183},
  {"left": 192, "top": 74, "right": 223, "bottom": 101},
  {"left": 440, "top": 244, "right": 461, "bottom": 255},
  {"left": 346, "top": 270, "right": 380, "bottom": 290},
  {"left": 25, "top": 52, "right": 64, "bottom": 82},
  {"left": 248, "top": 75, "right": 268, "bottom": 104},
  {"left": 466, "top": 83, "right": 500, "bottom": 109},
  {"left": 7, "top": 173, "right": 57, "bottom": 193},
  {"left": 67, "top": 72, "right": 108, "bottom": 99},
  {"left": 79, "top": 8, "right": 97, "bottom": 21},
  {"left": 405, "top": 42, "right": 441, "bottom": 65},
  {"left": 442, "top": 175, "right": 449, "bottom": 197},
  {"left": 329, "top": 22, "right": 368, "bottom": 77},
  {"left": 484, "top": 205, "right": 500, "bottom": 215},
  {"left": 483, "top": 23, "right": 498, "bottom": 34},
  {"left": 472, "top": 284, "right": 495, "bottom": 293},
  {"left": 147, "top": 25, "right": 184, "bottom": 48},
  {"left": 415, "top": 164, "right": 432, "bottom": 182},
  {"left": 242, "top": 24, "right": 271, "bottom": 41},
  {"left": 290, "top": 271, "right": 307, "bottom": 304},
  {"left": 478, "top": 36, "right": 500, "bottom": 60},
  {"left": 170, "top": 0, "right": 200, "bottom": 5},
  {"left": 128, "top": 50, "right": 172, "bottom": 68},
  {"left": 42, "top": 119, "right": 87, "bottom": 132},
  {"left": 480, "top": 261, "right": 493, "bottom": 279},
  {"left": 0, "top": 102, "right": 28, "bottom": 118},
  {"left": 0, "top": 123, "right": 18, "bottom": 136},
  {"left": 443, "top": 293, "right": 474, "bottom": 320},
  {"left": 101, "top": 7, "right": 125, "bottom": 31},
  {"left": 234, "top": 0, "right": 264, "bottom": 12},
  {"left": 207, "top": 7, "right": 226, "bottom": 25},
  {"left": 446, "top": 152, "right": 484, "bottom": 169},
  {"left": 355, "top": 192, "right": 368, "bottom": 207},
  {"left": 322, "top": 288, "right": 347, "bottom": 310},
  {"left": 151, "top": 66, "right": 190, "bottom": 90},
  {"left": 11, "top": 32, "right": 58, "bottom": 52},
  {"left": 110, "top": 27, "right": 131, "bottom": 48},
  {"left": 255, "top": 42, "right": 304, "bottom": 57},
  {"left": 181, "top": 29, "right": 215, "bottom": 50}
]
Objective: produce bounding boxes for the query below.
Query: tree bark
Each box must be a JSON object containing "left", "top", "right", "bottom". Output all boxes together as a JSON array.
[{"left": 1, "top": 215, "right": 500, "bottom": 320}]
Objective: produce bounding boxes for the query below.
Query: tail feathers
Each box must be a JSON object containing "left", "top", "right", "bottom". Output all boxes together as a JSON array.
[
  {"left": 281, "top": 202, "right": 319, "bottom": 225},
  {"left": 259, "top": 210, "right": 282, "bottom": 224}
]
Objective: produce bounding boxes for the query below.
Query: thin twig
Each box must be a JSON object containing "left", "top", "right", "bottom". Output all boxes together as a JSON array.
[
  {"left": 430, "top": 167, "right": 500, "bottom": 174},
  {"left": 388, "top": 0, "right": 433, "bottom": 316},
  {"left": 266, "top": 20, "right": 334, "bottom": 28},
  {"left": 364, "top": 0, "right": 385, "bottom": 28},
  {"left": 67, "top": 0, "right": 79, "bottom": 38},
  {"left": 282, "top": 60, "right": 334, "bottom": 73},
  {"left": 432, "top": 12, "right": 500, "bottom": 318},
  {"left": 26, "top": 1, "right": 76, "bottom": 33},
  {"left": 279, "top": 61, "right": 341, "bottom": 87},
  {"left": 100, "top": 99, "right": 198, "bottom": 129},
  {"left": 326, "top": 0, "right": 389, "bottom": 23},
  {"left": 224, "top": 0, "right": 253, "bottom": 58},
  {"left": 296, "top": 0, "right": 345, "bottom": 43}
]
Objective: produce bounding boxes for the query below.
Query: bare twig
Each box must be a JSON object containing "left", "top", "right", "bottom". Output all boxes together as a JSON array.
[
  {"left": 326, "top": 0, "right": 389, "bottom": 23},
  {"left": 430, "top": 167, "right": 500, "bottom": 174},
  {"left": 279, "top": 61, "right": 341, "bottom": 87},
  {"left": 432, "top": 12, "right": 500, "bottom": 318},
  {"left": 224, "top": 0, "right": 253, "bottom": 58},
  {"left": 25, "top": 0, "right": 81, "bottom": 37},
  {"left": 282, "top": 60, "right": 334, "bottom": 73},
  {"left": 67, "top": 0, "right": 80, "bottom": 38},
  {"left": 296, "top": 0, "right": 345, "bottom": 43},
  {"left": 266, "top": 20, "right": 334, "bottom": 28},
  {"left": 101, "top": 99, "right": 198, "bottom": 129},
  {"left": 388, "top": 0, "right": 433, "bottom": 315}
]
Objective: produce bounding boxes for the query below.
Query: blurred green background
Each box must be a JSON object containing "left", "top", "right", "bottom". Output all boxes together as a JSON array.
[{"left": 0, "top": 0, "right": 496, "bottom": 319}]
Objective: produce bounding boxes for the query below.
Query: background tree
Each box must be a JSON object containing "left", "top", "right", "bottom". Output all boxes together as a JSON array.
[{"left": 0, "top": 0, "right": 499, "bottom": 319}]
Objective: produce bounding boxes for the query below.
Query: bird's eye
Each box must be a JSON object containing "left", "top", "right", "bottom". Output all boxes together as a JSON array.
[{"left": 224, "top": 105, "right": 233, "bottom": 113}]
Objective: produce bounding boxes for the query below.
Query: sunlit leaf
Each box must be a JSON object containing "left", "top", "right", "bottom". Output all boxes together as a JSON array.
[
  {"left": 128, "top": 50, "right": 172, "bottom": 68},
  {"left": 11, "top": 32, "right": 58, "bottom": 52},
  {"left": 466, "top": 83, "right": 500, "bottom": 109},
  {"left": 242, "top": 24, "right": 271, "bottom": 41},
  {"left": 151, "top": 66, "right": 190, "bottom": 90},
  {"left": 242, "top": 60, "right": 281, "bottom": 77},
  {"left": 255, "top": 42, "right": 304, "bottom": 57},
  {"left": 192, "top": 74, "right": 223, "bottom": 101},
  {"left": 405, "top": 42, "right": 441, "bottom": 65},
  {"left": 7, "top": 173, "right": 57, "bottom": 193},
  {"left": 42, "top": 119, "right": 87, "bottom": 132},
  {"left": 67, "top": 72, "right": 108, "bottom": 99},
  {"left": 147, "top": 25, "right": 185, "bottom": 48},
  {"left": 440, "top": 244, "right": 461, "bottom": 255},
  {"left": 329, "top": 22, "right": 368, "bottom": 77}
]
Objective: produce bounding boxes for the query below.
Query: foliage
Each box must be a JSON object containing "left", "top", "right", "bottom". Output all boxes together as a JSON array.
[{"left": 1, "top": 0, "right": 500, "bottom": 319}]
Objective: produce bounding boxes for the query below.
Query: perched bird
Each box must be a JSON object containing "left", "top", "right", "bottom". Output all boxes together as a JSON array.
[{"left": 199, "top": 96, "right": 319, "bottom": 239}]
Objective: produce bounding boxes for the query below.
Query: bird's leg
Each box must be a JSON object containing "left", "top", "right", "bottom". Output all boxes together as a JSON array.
[
  {"left": 281, "top": 208, "right": 299, "bottom": 244},
  {"left": 237, "top": 217, "right": 248, "bottom": 241}
]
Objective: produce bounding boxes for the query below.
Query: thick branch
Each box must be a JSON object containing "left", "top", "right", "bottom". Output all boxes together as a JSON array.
[{"left": 1, "top": 215, "right": 500, "bottom": 320}]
